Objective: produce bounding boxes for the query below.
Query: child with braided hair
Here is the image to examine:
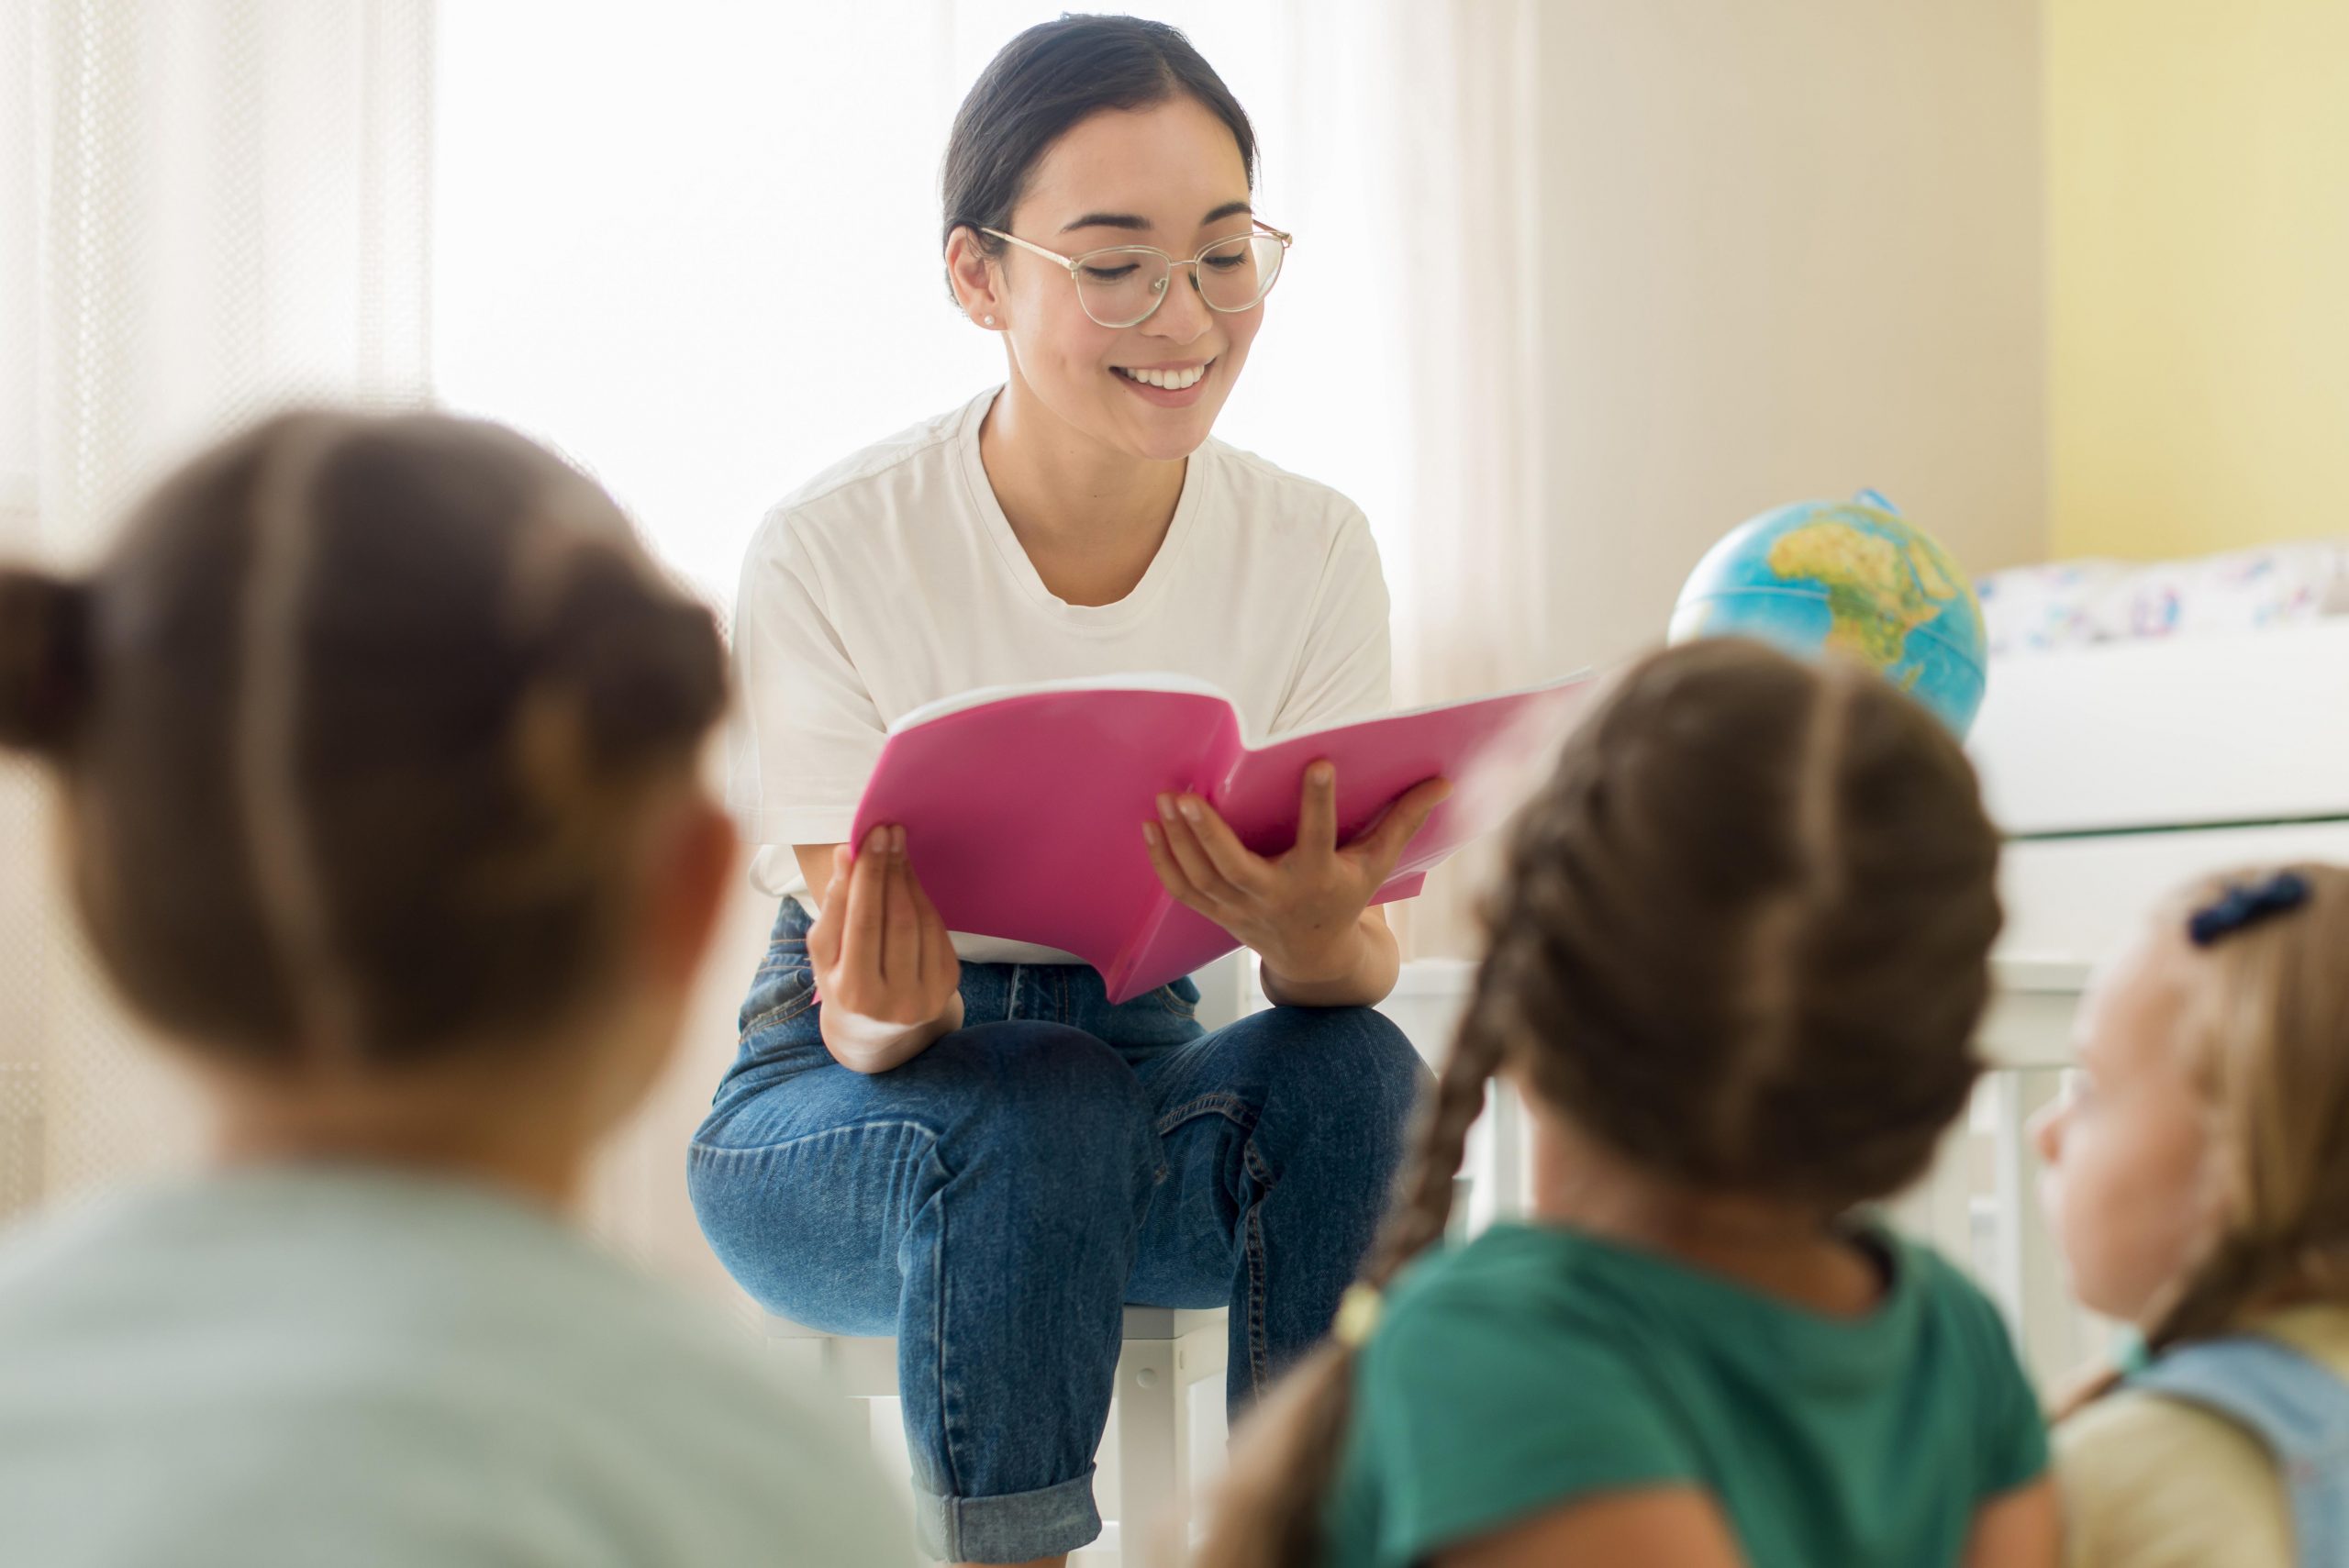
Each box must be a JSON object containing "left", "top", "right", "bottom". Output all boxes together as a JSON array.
[
  {"left": 2037, "top": 864, "right": 2349, "bottom": 1568},
  {"left": 1196, "top": 638, "right": 2057, "bottom": 1568}
]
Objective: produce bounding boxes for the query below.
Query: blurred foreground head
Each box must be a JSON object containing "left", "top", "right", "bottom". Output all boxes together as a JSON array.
[{"left": 0, "top": 411, "right": 732, "bottom": 1157}]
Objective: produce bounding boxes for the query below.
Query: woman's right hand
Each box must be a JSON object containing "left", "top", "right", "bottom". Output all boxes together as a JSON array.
[{"left": 807, "top": 825, "right": 964, "bottom": 1073}]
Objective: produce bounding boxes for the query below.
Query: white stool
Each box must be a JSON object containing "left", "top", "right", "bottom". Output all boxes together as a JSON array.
[{"left": 766, "top": 1305, "right": 1229, "bottom": 1562}]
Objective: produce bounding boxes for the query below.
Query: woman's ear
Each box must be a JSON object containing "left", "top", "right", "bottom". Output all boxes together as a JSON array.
[{"left": 944, "top": 227, "right": 1005, "bottom": 329}]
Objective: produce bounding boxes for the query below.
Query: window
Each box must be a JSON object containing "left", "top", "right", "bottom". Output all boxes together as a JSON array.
[{"left": 433, "top": 0, "right": 1409, "bottom": 605}]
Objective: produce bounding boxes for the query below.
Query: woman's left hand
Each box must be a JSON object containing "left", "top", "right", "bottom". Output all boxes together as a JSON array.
[{"left": 1141, "top": 762, "right": 1452, "bottom": 987}]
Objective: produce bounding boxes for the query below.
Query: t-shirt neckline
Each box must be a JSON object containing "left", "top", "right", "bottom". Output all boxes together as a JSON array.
[
  {"left": 1487, "top": 1217, "right": 1921, "bottom": 1364},
  {"left": 954, "top": 386, "right": 1205, "bottom": 634}
]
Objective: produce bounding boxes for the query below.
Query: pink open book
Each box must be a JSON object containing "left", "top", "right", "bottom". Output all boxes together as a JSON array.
[{"left": 848, "top": 672, "right": 1598, "bottom": 1002}]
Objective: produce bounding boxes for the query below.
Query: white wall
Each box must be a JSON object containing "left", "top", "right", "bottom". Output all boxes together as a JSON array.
[{"left": 1523, "top": 0, "right": 2047, "bottom": 673}]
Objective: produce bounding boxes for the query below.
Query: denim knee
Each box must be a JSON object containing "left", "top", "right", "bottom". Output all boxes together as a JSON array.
[
  {"left": 1261, "top": 1004, "right": 1431, "bottom": 1124},
  {"left": 923, "top": 1020, "right": 1163, "bottom": 1194}
]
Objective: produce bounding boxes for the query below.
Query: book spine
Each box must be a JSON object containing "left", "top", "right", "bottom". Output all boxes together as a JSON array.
[{"left": 1110, "top": 706, "right": 1243, "bottom": 999}]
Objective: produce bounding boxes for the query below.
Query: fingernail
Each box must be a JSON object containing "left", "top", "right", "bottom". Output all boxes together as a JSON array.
[
  {"left": 1311, "top": 764, "right": 1334, "bottom": 785},
  {"left": 1157, "top": 794, "right": 1176, "bottom": 821},
  {"left": 1141, "top": 822, "right": 1159, "bottom": 846},
  {"left": 891, "top": 826, "right": 907, "bottom": 854},
  {"left": 1177, "top": 797, "right": 1203, "bottom": 822}
]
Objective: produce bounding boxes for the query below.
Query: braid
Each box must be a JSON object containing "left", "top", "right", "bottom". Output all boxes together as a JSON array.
[
  {"left": 1363, "top": 994, "right": 1510, "bottom": 1284},
  {"left": 1197, "top": 1005, "right": 1508, "bottom": 1568},
  {"left": 2050, "top": 1229, "right": 2316, "bottom": 1420},
  {"left": 2146, "top": 1232, "right": 2276, "bottom": 1352}
]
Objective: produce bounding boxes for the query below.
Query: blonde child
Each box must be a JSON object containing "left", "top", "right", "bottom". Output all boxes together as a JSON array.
[
  {"left": 0, "top": 411, "right": 907, "bottom": 1565},
  {"left": 1197, "top": 638, "right": 2058, "bottom": 1568},
  {"left": 2036, "top": 863, "right": 2349, "bottom": 1568}
]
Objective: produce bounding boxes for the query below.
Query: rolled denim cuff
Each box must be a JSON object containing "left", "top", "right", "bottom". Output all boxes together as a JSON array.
[{"left": 910, "top": 1467, "right": 1100, "bottom": 1562}]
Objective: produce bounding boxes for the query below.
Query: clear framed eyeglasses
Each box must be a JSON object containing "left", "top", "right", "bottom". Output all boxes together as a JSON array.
[{"left": 979, "top": 221, "right": 1293, "bottom": 329}]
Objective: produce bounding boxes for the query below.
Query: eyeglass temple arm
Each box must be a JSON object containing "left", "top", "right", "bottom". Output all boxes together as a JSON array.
[
  {"left": 979, "top": 228, "right": 1085, "bottom": 272},
  {"left": 978, "top": 223, "right": 1292, "bottom": 272}
]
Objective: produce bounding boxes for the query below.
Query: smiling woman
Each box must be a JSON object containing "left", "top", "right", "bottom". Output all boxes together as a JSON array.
[
  {"left": 952, "top": 94, "right": 1273, "bottom": 472},
  {"left": 685, "top": 16, "right": 1439, "bottom": 1567}
]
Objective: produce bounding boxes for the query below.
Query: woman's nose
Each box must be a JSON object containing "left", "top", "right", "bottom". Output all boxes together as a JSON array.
[{"left": 1144, "top": 265, "right": 1213, "bottom": 340}]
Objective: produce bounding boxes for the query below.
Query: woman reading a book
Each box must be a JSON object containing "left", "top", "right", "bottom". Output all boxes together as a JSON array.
[{"left": 688, "top": 18, "right": 1442, "bottom": 1566}]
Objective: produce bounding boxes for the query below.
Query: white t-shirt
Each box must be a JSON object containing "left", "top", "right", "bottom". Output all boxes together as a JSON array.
[
  {"left": 0, "top": 1167, "right": 912, "bottom": 1568},
  {"left": 731, "top": 387, "right": 1393, "bottom": 964}
]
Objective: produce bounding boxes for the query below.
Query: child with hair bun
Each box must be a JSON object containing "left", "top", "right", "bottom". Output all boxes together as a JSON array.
[
  {"left": 1197, "top": 638, "right": 2057, "bottom": 1568},
  {"left": 0, "top": 411, "right": 907, "bottom": 1566},
  {"left": 2038, "top": 863, "right": 2349, "bottom": 1568}
]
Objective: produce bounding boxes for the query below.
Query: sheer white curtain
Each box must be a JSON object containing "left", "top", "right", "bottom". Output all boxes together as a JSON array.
[
  {"left": 1314, "top": 0, "right": 1551, "bottom": 957},
  {"left": 0, "top": 0, "right": 435, "bottom": 1215}
]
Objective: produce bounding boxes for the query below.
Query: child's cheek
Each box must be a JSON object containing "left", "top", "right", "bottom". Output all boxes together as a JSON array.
[
  {"left": 2050, "top": 1122, "right": 2147, "bottom": 1318},
  {"left": 2067, "top": 1117, "right": 2212, "bottom": 1324}
]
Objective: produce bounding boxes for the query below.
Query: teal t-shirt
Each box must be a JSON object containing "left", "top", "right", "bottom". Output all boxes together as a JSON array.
[{"left": 1324, "top": 1221, "right": 2048, "bottom": 1568}]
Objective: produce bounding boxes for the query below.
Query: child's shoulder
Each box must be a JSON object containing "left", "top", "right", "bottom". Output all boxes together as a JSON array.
[
  {"left": 1365, "top": 1225, "right": 1673, "bottom": 1404},
  {"left": 2057, "top": 1381, "right": 2292, "bottom": 1568},
  {"left": 1380, "top": 1222, "right": 1994, "bottom": 1343},
  {"left": 2057, "top": 1308, "right": 2349, "bottom": 1568},
  {"left": 1342, "top": 1227, "right": 1699, "bottom": 1555},
  {"left": 1380, "top": 1222, "right": 1620, "bottom": 1334}
]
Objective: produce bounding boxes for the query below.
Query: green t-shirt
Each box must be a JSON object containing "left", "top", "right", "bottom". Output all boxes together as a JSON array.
[{"left": 1324, "top": 1221, "right": 2048, "bottom": 1568}]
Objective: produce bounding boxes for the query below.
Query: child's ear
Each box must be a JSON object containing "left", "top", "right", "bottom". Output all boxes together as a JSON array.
[{"left": 642, "top": 795, "right": 739, "bottom": 994}]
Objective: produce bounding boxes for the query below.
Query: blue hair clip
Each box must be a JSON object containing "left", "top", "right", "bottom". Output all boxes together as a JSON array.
[{"left": 2187, "top": 871, "right": 2311, "bottom": 948}]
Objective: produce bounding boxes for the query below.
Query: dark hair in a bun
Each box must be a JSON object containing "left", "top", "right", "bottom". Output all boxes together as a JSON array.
[
  {"left": 940, "top": 16, "right": 1255, "bottom": 300},
  {"left": 0, "top": 567, "right": 92, "bottom": 753},
  {"left": 26, "top": 409, "right": 728, "bottom": 1073}
]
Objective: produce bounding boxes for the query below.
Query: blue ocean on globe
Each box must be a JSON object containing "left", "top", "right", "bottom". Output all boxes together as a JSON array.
[{"left": 1668, "top": 491, "right": 1990, "bottom": 738}]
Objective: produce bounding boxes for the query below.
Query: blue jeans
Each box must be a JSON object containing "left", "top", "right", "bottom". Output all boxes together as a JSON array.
[{"left": 687, "top": 901, "right": 1428, "bottom": 1563}]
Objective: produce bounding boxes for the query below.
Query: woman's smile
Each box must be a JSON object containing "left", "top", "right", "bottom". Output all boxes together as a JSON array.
[{"left": 1111, "top": 355, "right": 1217, "bottom": 406}]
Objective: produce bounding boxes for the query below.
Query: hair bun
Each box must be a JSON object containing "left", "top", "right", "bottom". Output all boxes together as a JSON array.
[
  {"left": 0, "top": 566, "right": 93, "bottom": 753},
  {"left": 533, "top": 544, "right": 727, "bottom": 770}
]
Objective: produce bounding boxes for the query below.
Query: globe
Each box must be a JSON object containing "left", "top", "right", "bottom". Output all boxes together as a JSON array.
[{"left": 1668, "top": 491, "right": 1989, "bottom": 738}]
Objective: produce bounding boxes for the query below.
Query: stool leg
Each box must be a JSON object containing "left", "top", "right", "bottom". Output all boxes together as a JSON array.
[
  {"left": 764, "top": 1334, "right": 839, "bottom": 1397},
  {"left": 1116, "top": 1338, "right": 1187, "bottom": 1565}
]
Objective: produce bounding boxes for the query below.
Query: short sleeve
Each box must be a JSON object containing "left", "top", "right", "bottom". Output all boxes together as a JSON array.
[
  {"left": 729, "top": 513, "right": 888, "bottom": 848},
  {"left": 1269, "top": 508, "right": 1391, "bottom": 735},
  {"left": 1353, "top": 1290, "right": 1694, "bottom": 1563},
  {"left": 1952, "top": 1270, "right": 2053, "bottom": 1498}
]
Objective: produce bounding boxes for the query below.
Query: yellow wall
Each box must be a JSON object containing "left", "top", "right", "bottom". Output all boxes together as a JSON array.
[{"left": 2048, "top": 0, "right": 2349, "bottom": 559}]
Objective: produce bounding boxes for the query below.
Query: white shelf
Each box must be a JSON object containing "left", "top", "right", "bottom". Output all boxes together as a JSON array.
[{"left": 1971, "top": 621, "right": 2349, "bottom": 837}]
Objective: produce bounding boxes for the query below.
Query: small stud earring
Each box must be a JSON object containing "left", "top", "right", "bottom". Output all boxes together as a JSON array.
[{"left": 983, "top": 315, "right": 996, "bottom": 327}]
